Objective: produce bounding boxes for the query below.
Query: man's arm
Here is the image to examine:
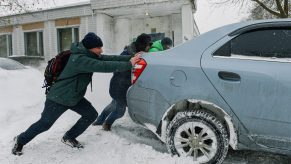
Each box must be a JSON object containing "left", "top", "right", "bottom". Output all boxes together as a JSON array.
[
  {"left": 100, "top": 55, "right": 132, "bottom": 62},
  {"left": 73, "top": 55, "right": 132, "bottom": 73}
]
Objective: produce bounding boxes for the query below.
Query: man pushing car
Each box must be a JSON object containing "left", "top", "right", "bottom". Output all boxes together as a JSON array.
[{"left": 12, "top": 32, "right": 142, "bottom": 155}]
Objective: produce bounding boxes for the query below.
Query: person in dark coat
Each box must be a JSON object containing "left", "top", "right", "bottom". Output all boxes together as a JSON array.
[
  {"left": 12, "top": 32, "right": 142, "bottom": 156},
  {"left": 92, "top": 33, "right": 152, "bottom": 131}
]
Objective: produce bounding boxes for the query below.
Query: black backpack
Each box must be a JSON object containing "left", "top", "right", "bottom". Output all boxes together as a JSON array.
[{"left": 42, "top": 50, "right": 72, "bottom": 94}]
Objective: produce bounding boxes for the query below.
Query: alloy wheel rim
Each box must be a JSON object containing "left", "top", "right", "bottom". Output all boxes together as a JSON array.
[{"left": 174, "top": 122, "right": 218, "bottom": 163}]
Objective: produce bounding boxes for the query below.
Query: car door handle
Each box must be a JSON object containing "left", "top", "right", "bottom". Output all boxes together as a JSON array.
[{"left": 218, "top": 71, "right": 241, "bottom": 82}]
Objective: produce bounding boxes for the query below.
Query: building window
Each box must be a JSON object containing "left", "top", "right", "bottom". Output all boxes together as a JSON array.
[
  {"left": 0, "top": 34, "right": 12, "bottom": 57},
  {"left": 24, "top": 31, "right": 44, "bottom": 56},
  {"left": 57, "top": 27, "right": 79, "bottom": 52}
]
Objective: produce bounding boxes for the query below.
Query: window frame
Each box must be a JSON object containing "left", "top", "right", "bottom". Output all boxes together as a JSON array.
[
  {"left": 57, "top": 26, "right": 79, "bottom": 53},
  {"left": 24, "top": 30, "right": 44, "bottom": 57},
  {"left": 212, "top": 26, "right": 291, "bottom": 63},
  {"left": 0, "top": 33, "right": 13, "bottom": 57}
]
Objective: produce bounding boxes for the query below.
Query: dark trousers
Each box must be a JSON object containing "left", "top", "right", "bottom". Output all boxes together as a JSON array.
[
  {"left": 95, "top": 99, "right": 127, "bottom": 125},
  {"left": 18, "top": 98, "right": 98, "bottom": 145}
]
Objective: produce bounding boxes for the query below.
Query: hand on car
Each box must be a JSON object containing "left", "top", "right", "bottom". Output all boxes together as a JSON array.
[
  {"left": 130, "top": 55, "right": 141, "bottom": 66},
  {"left": 135, "top": 51, "right": 144, "bottom": 57}
]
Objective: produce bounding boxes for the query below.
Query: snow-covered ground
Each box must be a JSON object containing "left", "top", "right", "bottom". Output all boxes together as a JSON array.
[{"left": 0, "top": 67, "right": 290, "bottom": 164}]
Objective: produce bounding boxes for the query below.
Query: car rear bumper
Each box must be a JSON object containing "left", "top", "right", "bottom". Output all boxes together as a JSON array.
[{"left": 127, "top": 84, "right": 171, "bottom": 128}]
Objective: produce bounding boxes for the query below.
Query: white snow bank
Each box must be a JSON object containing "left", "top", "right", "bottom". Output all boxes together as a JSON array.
[
  {"left": 0, "top": 67, "right": 44, "bottom": 109},
  {"left": 0, "top": 68, "right": 45, "bottom": 125}
]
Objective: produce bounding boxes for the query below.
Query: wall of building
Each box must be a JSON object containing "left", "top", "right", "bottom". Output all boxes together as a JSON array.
[
  {"left": 0, "top": 3, "right": 96, "bottom": 65},
  {"left": 2, "top": 3, "right": 92, "bottom": 25},
  {"left": 0, "top": 0, "right": 199, "bottom": 66},
  {"left": 90, "top": 0, "right": 188, "bottom": 10},
  {"left": 4, "top": 16, "right": 95, "bottom": 61},
  {"left": 113, "top": 18, "right": 131, "bottom": 54},
  {"left": 0, "top": 4, "right": 99, "bottom": 64},
  {"left": 112, "top": 14, "right": 183, "bottom": 54},
  {"left": 44, "top": 20, "right": 57, "bottom": 59},
  {"left": 171, "top": 14, "right": 183, "bottom": 47},
  {"left": 98, "top": 14, "right": 115, "bottom": 54}
]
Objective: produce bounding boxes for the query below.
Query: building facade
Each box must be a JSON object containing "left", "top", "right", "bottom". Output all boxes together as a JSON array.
[{"left": 0, "top": 0, "right": 199, "bottom": 65}]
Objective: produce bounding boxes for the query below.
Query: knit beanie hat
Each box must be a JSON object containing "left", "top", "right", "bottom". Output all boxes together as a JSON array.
[{"left": 82, "top": 32, "right": 103, "bottom": 49}]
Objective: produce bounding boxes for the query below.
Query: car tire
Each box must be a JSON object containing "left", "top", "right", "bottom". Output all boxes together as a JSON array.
[{"left": 166, "top": 110, "right": 229, "bottom": 164}]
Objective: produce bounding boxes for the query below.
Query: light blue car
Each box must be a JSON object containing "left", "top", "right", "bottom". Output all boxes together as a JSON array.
[{"left": 127, "top": 19, "right": 291, "bottom": 163}]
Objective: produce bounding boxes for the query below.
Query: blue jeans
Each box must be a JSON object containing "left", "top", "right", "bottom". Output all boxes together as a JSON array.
[
  {"left": 95, "top": 99, "right": 127, "bottom": 125},
  {"left": 18, "top": 98, "right": 98, "bottom": 145}
]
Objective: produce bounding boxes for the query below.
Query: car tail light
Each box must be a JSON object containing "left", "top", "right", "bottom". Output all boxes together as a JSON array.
[{"left": 132, "top": 59, "right": 147, "bottom": 84}]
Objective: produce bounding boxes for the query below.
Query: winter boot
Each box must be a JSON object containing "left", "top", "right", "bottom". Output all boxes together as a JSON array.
[
  {"left": 102, "top": 124, "right": 112, "bottom": 131},
  {"left": 61, "top": 136, "right": 84, "bottom": 149},
  {"left": 12, "top": 136, "right": 23, "bottom": 156}
]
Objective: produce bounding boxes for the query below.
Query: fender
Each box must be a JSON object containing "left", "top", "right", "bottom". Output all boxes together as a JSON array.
[{"left": 159, "top": 99, "right": 238, "bottom": 150}]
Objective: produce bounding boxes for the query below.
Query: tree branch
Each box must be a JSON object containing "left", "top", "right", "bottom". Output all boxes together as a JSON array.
[
  {"left": 252, "top": 0, "right": 282, "bottom": 17},
  {"left": 0, "top": 0, "right": 54, "bottom": 16},
  {"left": 284, "top": 0, "right": 289, "bottom": 16},
  {"left": 275, "top": 0, "right": 287, "bottom": 17}
]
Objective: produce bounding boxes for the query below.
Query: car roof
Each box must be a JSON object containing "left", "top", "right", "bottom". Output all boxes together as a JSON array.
[
  {"left": 210, "top": 18, "right": 291, "bottom": 37},
  {"left": 163, "top": 19, "right": 291, "bottom": 59}
]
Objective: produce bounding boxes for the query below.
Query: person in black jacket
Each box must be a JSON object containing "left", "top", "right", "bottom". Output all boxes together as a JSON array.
[{"left": 92, "top": 34, "right": 152, "bottom": 131}]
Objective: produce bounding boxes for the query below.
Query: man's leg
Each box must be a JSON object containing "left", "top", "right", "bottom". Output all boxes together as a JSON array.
[
  {"left": 63, "top": 98, "right": 98, "bottom": 140},
  {"left": 92, "top": 100, "right": 116, "bottom": 126},
  {"left": 17, "top": 99, "right": 67, "bottom": 145},
  {"left": 104, "top": 99, "right": 127, "bottom": 125}
]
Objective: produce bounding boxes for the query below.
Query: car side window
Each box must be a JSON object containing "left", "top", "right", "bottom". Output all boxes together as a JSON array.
[{"left": 214, "top": 28, "right": 291, "bottom": 59}]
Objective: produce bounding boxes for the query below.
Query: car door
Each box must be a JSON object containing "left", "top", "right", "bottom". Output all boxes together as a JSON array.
[{"left": 201, "top": 25, "right": 291, "bottom": 150}]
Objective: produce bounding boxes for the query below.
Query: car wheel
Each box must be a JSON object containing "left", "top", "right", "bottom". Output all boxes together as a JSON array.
[{"left": 166, "top": 110, "right": 229, "bottom": 164}]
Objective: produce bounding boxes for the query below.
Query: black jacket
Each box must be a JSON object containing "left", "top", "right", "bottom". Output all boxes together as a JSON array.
[{"left": 109, "top": 43, "right": 136, "bottom": 102}]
